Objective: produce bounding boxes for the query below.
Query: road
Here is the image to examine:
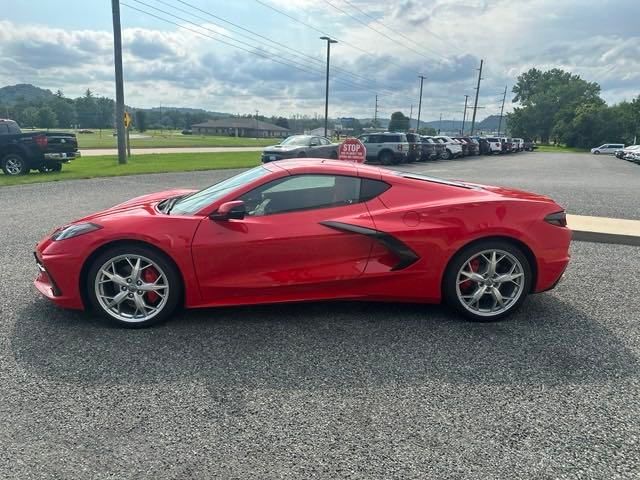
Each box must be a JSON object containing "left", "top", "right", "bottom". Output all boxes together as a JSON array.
[
  {"left": 1, "top": 151, "right": 639, "bottom": 478},
  {"left": 81, "top": 146, "right": 264, "bottom": 156}
]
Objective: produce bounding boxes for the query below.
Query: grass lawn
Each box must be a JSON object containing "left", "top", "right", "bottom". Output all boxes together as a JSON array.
[
  {"left": 535, "top": 144, "right": 589, "bottom": 153},
  {"left": 0, "top": 152, "right": 260, "bottom": 187},
  {"left": 48, "top": 129, "right": 279, "bottom": 149}
]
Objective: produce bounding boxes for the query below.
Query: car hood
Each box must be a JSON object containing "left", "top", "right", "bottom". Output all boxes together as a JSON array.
[{"left": 75, "top": 188, "right": 197, "bottom": 223}]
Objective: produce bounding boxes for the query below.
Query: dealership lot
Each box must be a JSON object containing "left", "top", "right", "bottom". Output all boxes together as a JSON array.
[{"left": 1, "top": 152, "right": 638, "bottom": 478}]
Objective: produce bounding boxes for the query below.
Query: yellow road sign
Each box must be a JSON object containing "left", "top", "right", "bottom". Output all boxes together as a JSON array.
[{"left": 124, "top": 111, "right": 132, "bottom": 128}]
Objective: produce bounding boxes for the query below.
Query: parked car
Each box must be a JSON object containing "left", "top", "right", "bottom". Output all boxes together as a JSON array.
[
  {"left": 471, "top": 136, "right": 491, "bottom": 155},
  {"left": 357, "top": 132, "right": 409, "bottom": 165},
  {"left": 454, "top": 137, "right": 470, "bottom": 156},
  {"left": 523, "top": 139, "right": 537, "bottom": 151},
  {"left": 500, "top": 138, "right": 514, "bottom": 154},
  {"left": 591, "top": 143, "right": 624, "bottom": 155},
  {"left": 628, "top": 152, "right": 640, "bottom": 164},
  {"left": 457, "top": 137, "right": 480, "bottom": 156},
  {"left": 434, "top": 136, "right": 463, "bottom": 159},
  {"left": 405, "top": 132, "right": 421, "bottom": 163},
  {"left": 34, "top": 159, "right": 571, "bottom": 327},
  {"left": 0, "top": 119, "right": 80, "bottom": 175},
  {"left": 181, "top": 129, "right": 193, "bottom": 135},
  {"left": 261, "top": 135, "right": 338, "bottom": 163},
  {"left": 485, "top": 137, "right": 503, "bottom": 154},
  {"left": 77, "top": 129, "right": 94, "bottom": 134},
  {"left": 511, "top": 138, "right": 524, "bottom": 152},
  {"left": 614, "top": 145, "right": 640, "bottom": 159},
  {"left": 419, "top": 136, "right": 442, "bottom": 161}
]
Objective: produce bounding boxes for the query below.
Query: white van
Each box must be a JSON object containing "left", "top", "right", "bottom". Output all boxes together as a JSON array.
[{"left": 591, "top": 143, "right": 624, "bottom": 155}]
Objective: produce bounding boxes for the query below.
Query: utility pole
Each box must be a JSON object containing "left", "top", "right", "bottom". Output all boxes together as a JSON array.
[
  {"left": 461, "top": 94, "right": 470, "bottom": 135},
  {"left": 320, "top": 36, "right": 338, "bottom": 138},
  {"left": 416, "top": 75, "right": 425, "bottom": 133},
  {"left": 497, "top": 85, "right": 507, "bottom": 136},
  {"left": 438, "top": 113, "right": 442, "bottom": 134},
  {"left": 469, "top": 59, "right": 484, "bottom": 135},
  {"left": 255, "top": 109, "right": 259, "bottom": 137},
  {"left": 111, "top": 0, "right": 127, "bottom": 164},
  {"left": 409, "top": 104, "right": 413, "bottom": 130},
  {"left": 373, "top": 95, "right": 379, "bottom": 127}
]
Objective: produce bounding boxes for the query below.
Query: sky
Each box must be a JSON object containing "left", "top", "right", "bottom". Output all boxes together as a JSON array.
[{"left": 0, "top": 0, "right": 638, "bottom": 121}]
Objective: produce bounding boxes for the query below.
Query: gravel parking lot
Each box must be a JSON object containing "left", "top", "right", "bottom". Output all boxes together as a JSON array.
[{"left": 1, "top": 152, "right": 638, "bottom": 478}]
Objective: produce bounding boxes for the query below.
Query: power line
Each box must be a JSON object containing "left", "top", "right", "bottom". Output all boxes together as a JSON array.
[
  {"left": 252, "top": 0, "right": 421, "bottom": 75},
  {"left": 156, "top": 0, "right": 391, "bottom": 92},
  {"left": 321, "top": 0, "right": 449, "bottom": 63},
  {"left": 124, "top": 1, "right": 394, "bottom": 97},
  {"left": 333, "top": 0, "right": 458, "bottom": 60}
]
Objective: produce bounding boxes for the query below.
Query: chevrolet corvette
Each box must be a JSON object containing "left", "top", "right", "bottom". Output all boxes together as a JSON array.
[{"left": 34, "top": 159, "right": 571, "bottom": 327}]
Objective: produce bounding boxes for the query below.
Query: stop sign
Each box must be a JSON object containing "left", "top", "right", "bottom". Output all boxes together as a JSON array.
[{"left": 338, "top": 138, "right": 366, "bottom": 163}]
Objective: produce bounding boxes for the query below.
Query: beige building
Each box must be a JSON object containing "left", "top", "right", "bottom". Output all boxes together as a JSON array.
[{"left": 192, "top": 118, "right": 289, "bottom": 137}]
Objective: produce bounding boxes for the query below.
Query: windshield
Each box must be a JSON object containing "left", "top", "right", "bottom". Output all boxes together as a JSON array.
[
  {"left": 281, "top": 135, "right": 311, "bottom": 146},
  {"left": 170, "top": 166, "right": 271, "bottom": 215}
]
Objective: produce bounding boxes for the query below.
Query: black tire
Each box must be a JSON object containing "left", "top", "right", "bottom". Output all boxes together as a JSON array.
[
  {"left": 442, "top": 240, "right": 532, "bottom": 322},
  {"left": 86, "top": 244, "right": 182, "bottom": 328},
  {"left": 378, "top": 150, "right": 394, "bottom": 165},
  {"left": 38, "top": 163, "right": 62, "bottom": 173},
  {"left": 593, "top": 150, "right": 600, "bottom": 155},
  {"left": 441, "top": 149, "right": 452, "bottom": 160},
  {"left": 330, "top": 150, "right": 338, "bottom": 159},
  {"left": 298, "top": 151, "right": 307, "bottom": 158},
  {"left": 2, "top": 153, "right": 29, "bottom": 176}
]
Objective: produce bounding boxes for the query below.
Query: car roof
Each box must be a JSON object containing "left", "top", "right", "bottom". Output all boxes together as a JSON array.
[{"left": 268, "top": 158, "right": 382, "bottom": 178}]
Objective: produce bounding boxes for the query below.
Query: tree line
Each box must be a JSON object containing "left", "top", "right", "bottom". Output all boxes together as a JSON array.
[{"left": 508, "top": 68, "right": 640, "bottom": 148}]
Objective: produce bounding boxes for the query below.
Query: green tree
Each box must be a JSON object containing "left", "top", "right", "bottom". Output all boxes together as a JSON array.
[
  {"left": 274, "top": 116, "right": 289, "bottom": 129},
  {"left": 37, "top": 106, "right": 58, "bottom": 129},
  {"left": 49, "top": 97, "right": 76, "bottom": 128},
  {"left": 135, "top": 110, "right": 147, "bottom": 132},
  {"left": 510, "top": 68, "right": 603, "bottom": 143},
  {"left": 75, "top": 90, "right": 97, "bottom": 128},
  {"left": 388, "top": 111, "right": 410, "bottom": 132},
  {"left": 19, "top": 106, "right": 39, "bottom": 128},
  {"left": 418, "top": 127, "right": 437, "bottom": 136}
]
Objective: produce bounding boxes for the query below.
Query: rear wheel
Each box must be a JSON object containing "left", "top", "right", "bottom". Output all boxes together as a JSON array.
[
  {"left": 378, "top": 150, "right": 394, "bottom": 165},
  {"left": 443, "top": 240, "right": 532, "bottom": 321},
  {"left": 330, "top": 150, "right": 338, "bottom": 159},
  {"left": 86, "top": 245, "right": 182, "bottom": 328},
  {"left": 593, "top": 150, "right": 600, "bottom": 155},
  {"left": 2, "top": 153, "right": 28, "bottom": 176},
  {"left": 441, "top": 149, "right": 452, "bottom": 160}
]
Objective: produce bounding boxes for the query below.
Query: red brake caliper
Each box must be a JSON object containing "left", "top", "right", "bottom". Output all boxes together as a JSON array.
[
  {"left": 460, "top": 258, "right": 481, "bottom": 292},
  {"left": 142, "top": 267, "right": 160, "bottom": 303}
]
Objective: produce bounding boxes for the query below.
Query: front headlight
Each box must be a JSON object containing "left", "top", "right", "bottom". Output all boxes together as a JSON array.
[{"left": 51, "top": 222, "right": 102, "bottom": 241}]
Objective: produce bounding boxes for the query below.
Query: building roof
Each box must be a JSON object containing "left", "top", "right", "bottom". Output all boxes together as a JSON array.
[{"left": 192, "top": 118, "right": 289, "bottom": 131}]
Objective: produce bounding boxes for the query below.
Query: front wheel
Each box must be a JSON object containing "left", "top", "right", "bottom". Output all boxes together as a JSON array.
[
  {"left": 2, "top": 154, "right": 29, "bottom": 176},
  {"left": 378, "top": 150, "right": 394, "bottom": 165},
  {"left": 593, "top": 150, "right": 600, "bottom": 155},
  {"left": 86, "top": 245, "right": 182, "bottom": 328},
  {"left": 443, "top": 240, "right": 532, "bottom": 321},
  {"left": 441, "top": 149, "right": 452, "bottom": 160}
]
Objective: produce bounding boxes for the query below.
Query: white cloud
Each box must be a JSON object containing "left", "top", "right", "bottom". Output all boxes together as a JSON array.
[{"left": 0, "top": 0, "right": 638, "bottom": 119}]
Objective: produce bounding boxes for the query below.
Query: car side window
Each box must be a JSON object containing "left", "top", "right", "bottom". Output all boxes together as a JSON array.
[
  {"left": 360, "top": 178, "right": 390, "bottom": 201},
  {"left": 319, "top": 137, "right": 330, "bottom": 145},
  {"left": 238, "top": 174, "right": 361, "bottom": 217},
  {"left": 7, "top": 121, "right": 20, "bottom": 134},
  {"left": 359, "top": 135, "right": 369, "bottom": 143},
  {"left": 310, "top": 137, "right": 320, "bottom": 146},
  {"left": 0, "top": 124, "right": 8, "bottom": 134}
]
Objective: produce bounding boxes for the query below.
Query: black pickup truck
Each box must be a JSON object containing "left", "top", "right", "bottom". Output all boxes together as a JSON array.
[{"left": 0, "top": 119, "right": 80, "bottom": 175}]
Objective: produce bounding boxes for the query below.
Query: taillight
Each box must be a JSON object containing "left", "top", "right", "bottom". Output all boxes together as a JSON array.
[
  {"left": 545, "top": 211, "right": 567, "bottom": 227},
  {"left": 34, "top": 134, "right": 48, "bottom": 149}
]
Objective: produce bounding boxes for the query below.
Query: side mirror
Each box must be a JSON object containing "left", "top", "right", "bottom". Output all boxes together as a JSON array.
[{"left": 210, "top": 200, "right": 246, "bottom": 221}]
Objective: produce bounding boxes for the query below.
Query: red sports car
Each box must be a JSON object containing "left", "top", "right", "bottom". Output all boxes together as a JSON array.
[{"left": 34, "top": 160, "right": 571, "bottom": 327}]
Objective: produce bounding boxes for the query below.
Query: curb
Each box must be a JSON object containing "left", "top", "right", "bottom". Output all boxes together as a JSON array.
[{"left": 568, "top": 214, "right": 640, "bottom": 247}]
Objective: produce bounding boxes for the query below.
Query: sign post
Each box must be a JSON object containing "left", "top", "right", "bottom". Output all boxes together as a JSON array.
[
  {"left": 338, "top": 137, "right": 366, "bottom": 163},
  {"left": 124, "top": 111, "right": 132, "bottom": 158}
]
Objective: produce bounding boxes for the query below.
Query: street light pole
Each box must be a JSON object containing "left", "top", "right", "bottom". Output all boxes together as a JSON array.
[
  {"left": 111, "top": 0, "right": 127, "bottom": 164},
  {"left": 320, "top": 36, "right": 337, "bottom": 138},
  {"left": 461, "top": 94, "right": 469, "bottom": 135}
]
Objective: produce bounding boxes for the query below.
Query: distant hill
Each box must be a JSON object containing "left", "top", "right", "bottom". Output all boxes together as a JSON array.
[
  {"left": 0, "top": 84, "right": 55, "bottom": 105},
  {"left": 146, "top": 106, "right": 232, "bottom": 117}
]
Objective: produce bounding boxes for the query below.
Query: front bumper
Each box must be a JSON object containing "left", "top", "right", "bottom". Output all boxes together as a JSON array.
[{"left": 33, "top": 247, "right": 84, "bottom": 310}]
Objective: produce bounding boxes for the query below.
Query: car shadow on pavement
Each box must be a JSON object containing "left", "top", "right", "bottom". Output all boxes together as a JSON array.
[{"left": 11, "top": 294, "right": 637, "bottom": 392}]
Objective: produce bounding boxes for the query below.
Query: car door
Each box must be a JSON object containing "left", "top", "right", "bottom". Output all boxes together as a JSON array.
[{"left": 191, "top": 174, "right": 376, "bottom": 302}]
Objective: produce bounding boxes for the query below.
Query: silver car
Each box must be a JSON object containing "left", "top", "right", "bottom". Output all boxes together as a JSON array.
[
  {"left": 261, "top": 135, "right": 338, "bottom": 163},
  {"left": 591, "top": 143, "right": 625, "bottom": 155}
]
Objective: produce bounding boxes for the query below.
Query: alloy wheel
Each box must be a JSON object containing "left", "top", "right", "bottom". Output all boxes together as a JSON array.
[
  {"left": 455, "top": 249, "right": 525, "bottom": 317},
  {"left": 94, "top": 254, "right": 169, "bottom": 323},
  {"left": 5, "top": 158, "right": 24, "bottom": 175}
]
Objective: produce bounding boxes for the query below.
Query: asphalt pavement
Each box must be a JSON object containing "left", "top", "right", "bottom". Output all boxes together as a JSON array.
[{"left": 1, "top": 151, "right": 638, "bottom": 478}]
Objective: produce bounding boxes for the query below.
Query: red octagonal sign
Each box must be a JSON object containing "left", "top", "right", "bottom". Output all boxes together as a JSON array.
[{"left": 338, "top": 138, "right": 366, "bottom": 163}]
